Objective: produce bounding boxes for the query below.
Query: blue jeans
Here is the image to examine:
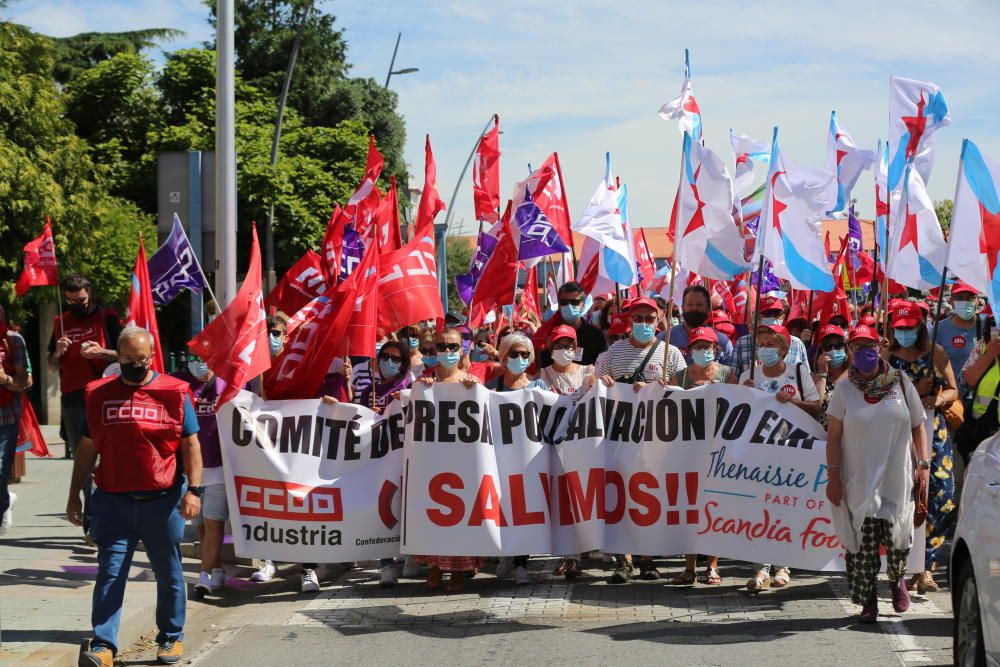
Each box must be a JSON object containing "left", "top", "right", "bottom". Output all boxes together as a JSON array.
[
  {"left": 0, "top": 422, "right": 18, "bottom": 518},
  {"left": 89, "top": 482, "right": 187, "bottom": 654}
]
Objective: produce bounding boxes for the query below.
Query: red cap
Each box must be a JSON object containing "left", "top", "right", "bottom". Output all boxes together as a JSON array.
[
  {"left": 688, "top": 327, "right": 718, "bottom": 346},
  {"left": 849, "top": 324, "right": 879, "bottom": 343},
  {"left": 890, "top": 302, "right": 921, "bottom": 328},
  {"left": 952, "top": 282, "right": 979, "bottom": 297},
  {"left": 818, "top": 324, "right": 846, "bottom": 341},
  {"left": 711, "top": 310, "right": 732, "bottom": 325},
  {"left": 859, "top": 314, "right": 877, "bottom": 327},
  {"left": 759, "top": 295, "right": 786, "bottom": 312},
  {"left": 608, "top": 313, "right": 631, "bottom": 335},
  {"left": 627, "top": 297, "right": 661, "bottom": 313},
  {"left": 549, "top": 324, "right": 578, "bottom": 344},
  {"left": 757, "top": 323, "right": 791, "bottom": 348}
]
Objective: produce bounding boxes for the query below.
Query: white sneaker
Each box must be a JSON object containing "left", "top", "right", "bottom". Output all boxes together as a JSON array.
[
  {"left": 195, "top": 571, "right": 220, "bottom": 594},
  {"left": 210, "top": 568, "right": 226, "bottom": 589},
  {"left": 495, "top": 557, "right": 514, "bottom": 579},
  {"left": 401, "top": 556, "right": 421, "bottom": 578},
  {"left": 514, "top": 566, "right": 531, "bottom": 586},
  {"left": 379, "top": 564, "right": 398, "bottom": 587},
  {"left": 301, "top": 568, "right": 320, "bottom": 593},
  {"left": 0, "top": 491, "right": 15, "bottom": 536},
  {"left": 250, "top": 560, "right": 276, "bottom": 582}
]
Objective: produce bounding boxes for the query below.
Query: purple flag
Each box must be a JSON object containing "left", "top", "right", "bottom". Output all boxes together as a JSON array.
[
  {"left": 751, "top": 258, "right": 782, "bottom": 294},
  {"left": 513, "top": 189, "right": 570, "bottom": 261},
  {"left": 847, "top": 210, "right": 864, "bottom": 269},
  {"left": 455, "top": 231, "right": 499, "bottom": 305},
  {"left": 148, "top": 214, "right": 208, "bottom": 306},
  {"left": 339, "top": 226, "right": 366, "bottom": 281}
]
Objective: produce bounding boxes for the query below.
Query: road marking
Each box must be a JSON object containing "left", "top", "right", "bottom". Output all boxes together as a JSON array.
[
  {"left": 828, "top": 581, "right": 936, "bottom": 665},
  {"left": 185, "top": 626, "right": 244, "bottom": 666}
]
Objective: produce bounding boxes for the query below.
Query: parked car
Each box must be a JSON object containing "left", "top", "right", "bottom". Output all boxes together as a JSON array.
[{"left": 951, "top": 432, "right": 1000, "bottom": 666}]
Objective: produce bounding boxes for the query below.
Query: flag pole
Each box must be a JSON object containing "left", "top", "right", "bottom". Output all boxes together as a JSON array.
[
  {"left": 47, "top": 217, "right": 65, "bottom": 337},
  {"left": 928, "top": 156, "right": 966, "bottom": 368},
  {"left": 750, "top": 126, "right": 779, "bottom": 383},
  {"left": 665, "top": 134, "right": 690, "bottom": 326},
  {"left": 880, "top": 167, "right": 903, "bottom": 335}
]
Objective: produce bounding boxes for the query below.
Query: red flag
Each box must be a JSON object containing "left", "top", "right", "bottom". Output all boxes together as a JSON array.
[
  {"left": 519, "top": 153, "right": 573, "bottom": 245},
  {"left": 633, "top": 229, "right": 657, "bottom": 289},
  {"left": 320, "top": 205, "right": 345, "bottom": 283},
  {"left": 666, "top": 186, "right": 680, "bottom": 244},
  {"left": 469, "top": 204, "right": 517, "bottom": 328},
  {"left": 187, "top": 225, "right": 271, "bottom": 407},
  {"left": 472, "top": 115, "right": 501, "bottom": 223},
  {"left": 340, "top": 236, "right": 381, "bottom": 357},
  {"left": 349, "top": 136, "right": 385, "bottom": 240},
  {"left": 729, "top": 274, "right": 750, "bottom": 325},
  {"left": 516, "top": 266, "right": 541, "bottom": 324},
  {"left": 817, "top": 238, "right": 852, "bottom": 324},
  {"left": 376, "top": 232, "right": 443, "bottom": 333},
  {"left": 415, "top": 135, "right": 446, "bottom": 239},
  {"left": 374, "top": 177, "right": 403, "bottom": 252},
  {"left": 126, "top": 241, "right": 165, "bottom": 372},
  {"left": 15, "top": 218, "right": 59, "bottom": 297},
  {"left": 265, "top": 249, "right": 327, "bottom": 317},
  {"left": 264, "top": 267, "right": 364, "bottom": 399},
  {"left": 16, "top": 394, "right": 49, "bottom": 457}
]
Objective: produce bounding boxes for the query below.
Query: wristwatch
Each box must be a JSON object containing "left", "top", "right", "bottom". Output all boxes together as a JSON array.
[
  {"left": 916, "top": 459, "right": 931, "bottom": 470},
  {"left": 187, "top": 485, "right": 206, "bottom": 498}
]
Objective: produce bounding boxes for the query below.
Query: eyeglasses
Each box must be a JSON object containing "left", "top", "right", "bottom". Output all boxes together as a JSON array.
[
  {"left": 821, "top": 342, "right": 845, "bottom": 351},
  {"left": 630, "top": 315, "right": 657, "bottom": 324},
  {"left": 558, "top": 297, "right": 584, "bottom": 307},
  {"left": 435, "top": 342, "right": 461, "bottom": 353},
  {"left": 507, "top": 350, "right": 531, "bottom": 360},
  {"left": 551, "top": 343, "right": 575, "bottom": 351},
  {"left": 268, "top": 329, "right": 286, "bottom": 338},
  {"left": 419, "top": 347, "right": 436, "bottom": 356}
]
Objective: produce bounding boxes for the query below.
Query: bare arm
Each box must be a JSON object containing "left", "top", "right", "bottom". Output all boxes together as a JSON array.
[
  {"left": 933, "top": 345, "right": 959, "bottom": 405},
  {"left": 180, "top": 435, "right": 203, "bottom": 520},
  {"left": 0, "top": 359, "right": 28, "bottom": 393},
  {"left": 66, "top": 436, "right": 98, "bottom": 525},
  {"left": 825, "top": 416, "right": 843, "bottom": 507}
]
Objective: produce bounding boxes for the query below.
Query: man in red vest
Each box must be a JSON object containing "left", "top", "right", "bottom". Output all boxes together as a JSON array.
[
  {"left": 47, "top": 274, "right": 122, "bottom": 460},
  {"left": 67, "top": 327, "right": 203, "bottom": 667},
  {"left": 0, "top": 304, "right": 29, "bottom": 536}
]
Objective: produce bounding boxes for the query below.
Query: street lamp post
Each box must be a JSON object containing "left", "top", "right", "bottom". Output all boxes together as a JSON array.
[
  {"left": 384, "top": 32, "right": 418, "bottom": 88},
  {"left": 443, "top": 115, "right": 496, "bottom": 237},
  {"left": 215, "top": 0, "right": 237, "bottom": 306}
]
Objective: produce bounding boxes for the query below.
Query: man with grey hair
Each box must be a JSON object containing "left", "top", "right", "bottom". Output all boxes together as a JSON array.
[
  {"left": 0, "top": 303, "right": 29, "bottom": 536},
  {"left": 68, "top": 326, "right": 203, "bottom": 667}
]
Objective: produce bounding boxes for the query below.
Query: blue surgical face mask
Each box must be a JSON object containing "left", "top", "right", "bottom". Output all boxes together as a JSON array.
[
  {"left": 761, "top": 317, "right": 784, "bottom": 327},
  {"left": 378, "top": 358, "right": 402, "bottom": 378},
  {"left": 506, "top": 357, "right": 531, "bottom": 375},
  {"left": 470, "top": 348, "right": 489, "bottom": 362},
  {"left": 591, "top": 311, "right": 602, "bottom": 328},
  {"left": 269, "top": 334, "right": 283, "bottom": 356},
  {"left": 407, "top": 337, "right": 420, "bottom": 349},
  {"left": 827, "top": 349, "right": 847, "bottom": 368},
  {"left": 187, "top": 360, "right": 210, "bottom": 380},
  {"left": 757, "top": 346, "right": 781, "bottom": 367},
  {"left": 422, "top": 355, "right": 438, "bottom": 368},
  {"left": 954, "top": 301, "right": 977, "bottom": 321},
  {"left": 691, "top": 348, "right": 715, "bottom": 368},
  {"left": 560, "top": 304, "right": 582, "bottom": 323},
  {"left": 894, "top": 328, "right": 918, "bottom": 348},
  {"left": 632, "top": 323, "right": 655, "bottom": 344},
  {"left": 671, "top": 317, "right": 680, "bottom": 328},
  {"left": 438, "top": 351, "right": 461, "bottom": 369}
]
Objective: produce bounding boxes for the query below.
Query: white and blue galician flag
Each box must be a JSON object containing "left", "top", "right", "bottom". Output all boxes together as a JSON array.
[
  {"left": 676, "top": 132, "right": 746, "bottom": 280},
  {"left": 147, "top": 213, "right": 208, "bottom": 306},
  {"left": 886, "top": 166, "right": 946, "bottom": 291},
  {"left": 730, "top": 130, "right": 771, "bottom": 197},
  {"left": 888, "top": 76, "right": 949, "bottom": 194},
  {"left": 875, "top": 139, "right": 890, "bottom": 257},
  {"left": 949, "top": 139, "right": 1000, "bottom": 305},
  {"left": 512, "top": 188, "right": 570, "bottom": 264},
  {"left": 573, "top": 154, "right": 638, "bottom": 293},
  {"left": 826, "top": 111, "right": 875, "bottom": 215},
  {"left": 658, "top": 49, "right": 703, "bottom": 144},
  {"left": 755, "top": 131, "right": 836, "bottom": 292}
]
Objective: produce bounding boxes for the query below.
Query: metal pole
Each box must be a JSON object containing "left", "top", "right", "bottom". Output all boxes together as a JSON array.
[
  {"left": 444, "top": 116, "right": 496, "bottom": 236},
  {"left": 384, "top": 32, "right": 401, "bottom": 88},
  {"left": 188, "top": 151, "right": 205, "bottom": 334},
  {"left": 215, "top": 0, "right": 237, "bottom": 307},
  {"left": 265, "top": 6, "right": 310, "bottom": 294}
]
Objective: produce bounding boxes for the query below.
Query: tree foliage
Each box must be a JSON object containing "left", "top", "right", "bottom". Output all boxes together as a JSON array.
[
  {"left": 935, "top": 199, "right": 953, "bottom": 236},
  {"left": 50, "top": 28, "right": 184, "bottom": 84},
  {"left": 445, "top": 237, "right": 473, "bottom": 313}
]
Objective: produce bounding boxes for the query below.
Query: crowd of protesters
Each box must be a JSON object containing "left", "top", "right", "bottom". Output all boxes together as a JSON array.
[{"left": 2, "top": 273, "right": 998, "bottom": 664}]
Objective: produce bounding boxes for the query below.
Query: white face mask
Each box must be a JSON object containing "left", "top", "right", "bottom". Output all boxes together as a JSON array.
[{"left": 554, "top": 349, "right": 575, "bottom": 366}]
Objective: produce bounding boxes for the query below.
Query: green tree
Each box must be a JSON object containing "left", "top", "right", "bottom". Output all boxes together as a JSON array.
[
  {"left": 49, "top": 28, "right": 183, "bottom": 84},
  {"left": 935, "top": 199, "right": 953, "bottom": 236}
]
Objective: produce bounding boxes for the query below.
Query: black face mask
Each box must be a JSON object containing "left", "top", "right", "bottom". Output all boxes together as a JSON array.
[
  {"left": 69, "top": 303, "right": 90, "bottom": 317},
  {"left": 120, "top": 362, "right": 149, "bottom": 384},
  {"left": 682, "top": 311, "right": 708, "bottom": 328}
]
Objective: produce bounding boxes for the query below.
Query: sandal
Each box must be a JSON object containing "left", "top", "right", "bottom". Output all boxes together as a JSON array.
[
  {"left": 670, "top": 569, "right": 696, "bottom": 586},
  {"left": 426, "top": 565, "right": 443, "bottom": 590},
  {"left": 704, "top": 567, "right": 722, "bottom": 585},
  {"left": 564, "top": 559, "right": 582, "bottom": 580},
  {"left": 906, "top": 574, "right": 921, "bottom": 592},
  {"left": 917, "top": 572, "right": 939, "bottom": 594},
  {"left": 772, "top": 568, "right": 791, "bottom": 588},
  {"left": 746, "top": 569, "right": 771, "bottom": 591}
]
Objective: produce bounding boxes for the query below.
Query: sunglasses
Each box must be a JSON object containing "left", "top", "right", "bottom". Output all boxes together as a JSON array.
[
  {"left": 507, "top": 350, "right": 531, "bottom": 360},
  {"left": 762, "top": 310, "right": 784, "bottom": 318},
  {"left": 435, "top": 342, "right": 461, "bottom": 353},
  {"left": 821, "top": 342, "right": 845, "bottom": 352},
  {"left": 630, "top": 315, "right": 657, "bottom": 324},
  {"left": 268, "top": 329, "right": 286, "bottom": 338},
  {"left": 379, "top": 353, "right": 403, "bottom": 363},
  {"left": 419, "top": 347, "right": 436, "bottom": 356},
  {"left": 558, "top": 297, "right": 584, "bottom": 307},
  {"left": 66, "top": 297, "right": 88, "bottom": 306}
]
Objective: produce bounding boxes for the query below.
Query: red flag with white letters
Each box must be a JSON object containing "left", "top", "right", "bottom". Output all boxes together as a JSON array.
[
  {"left": 373, "top": 177, "right": 403, "bottom": 252},
  {"left": 350, "top": 136, "right": 385, "bottom": 241},
  {"left": 469, "top": 204, "right": 517, "bottom": 328},
  {"left": 15, "top": 218, "right": 59, "bottom": 297},
  {"left": 188, "top": 225, "right": 271, "bottom": 407},
  {"left": 633, "top": 229, "right": 657, "bottom": 289},
  {"left": 415, "top": 135, "right": 446, "bottom": 240},
  {"left": 376, "top": 231, "right": 443, "bottom": 333},
  {"left": 472, "top": 116, "right": 501, "bottom": 223},
  {"left": 126, "top": 241, "right": 165, "bottom": 372},
  {"left": 320, "top": 205, "right": 345, "bottom": 284},
  {"left": 265, "top": 249, "right": 328, "bottom": 317}
]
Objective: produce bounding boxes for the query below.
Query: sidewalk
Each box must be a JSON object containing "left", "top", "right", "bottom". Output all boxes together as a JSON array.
[{"left": 0, "top": 429, "right": 165, "bottom": 666}]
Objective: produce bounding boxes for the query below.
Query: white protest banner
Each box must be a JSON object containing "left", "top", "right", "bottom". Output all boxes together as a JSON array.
[
  {"left": 401, "top": 381, "right": 923, "bottom": 572},
  {"left": 217, "top": 390, "right": 405, "bottom": 562}
]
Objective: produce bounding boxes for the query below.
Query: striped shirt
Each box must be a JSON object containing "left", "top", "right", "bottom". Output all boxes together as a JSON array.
[{"left": 595, "top": 340, "right": 687, "bottom": 384}]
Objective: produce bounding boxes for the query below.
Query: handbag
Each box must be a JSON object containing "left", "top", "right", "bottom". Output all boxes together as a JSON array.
[{"left": 942, "top": 397, "right": 965, "bottom": 432}]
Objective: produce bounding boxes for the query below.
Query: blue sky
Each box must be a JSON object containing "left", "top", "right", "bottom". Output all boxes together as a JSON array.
[{"left": 9, "top": 0, "right": 1000, "bottom": 236}]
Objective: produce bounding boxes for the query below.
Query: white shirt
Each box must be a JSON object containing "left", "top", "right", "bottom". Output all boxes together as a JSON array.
[
  {"left": 826, "top": 374, "right": 925, "bottom": 552},
  {"left": 738, "top": 363, "right": 820, "bottom": 402},
  {"left": 595, "top": 340, "right": 687, "bottom": 384}
]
